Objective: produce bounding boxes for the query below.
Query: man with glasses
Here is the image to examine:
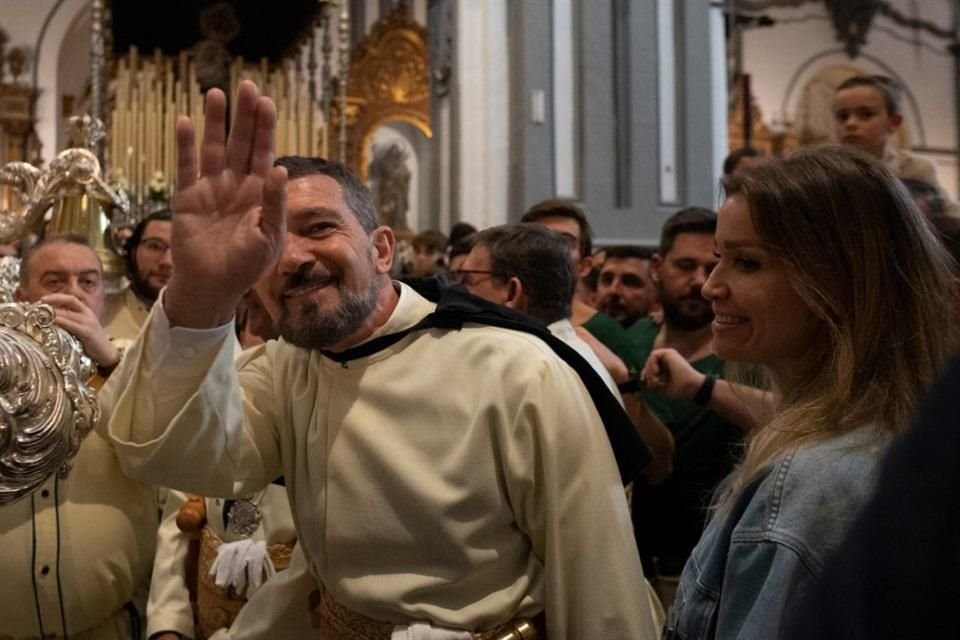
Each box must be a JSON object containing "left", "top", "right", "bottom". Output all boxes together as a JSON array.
[
  {"left": 456, "top": 224, "right": 619, "bottom": 394},
  {"left": 521, "top": 200, "right": 643, "bottom": 379},
  {"left": 105, "top": 209, "right": 173, "bottom": 343},
  {"left": 458, "top": 224, "right": 676, "bottom": 485}
]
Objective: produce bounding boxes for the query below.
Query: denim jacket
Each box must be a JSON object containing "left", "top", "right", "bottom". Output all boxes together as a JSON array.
[{"left": 665, "top": 426, "right": 891, "bottom": 640}]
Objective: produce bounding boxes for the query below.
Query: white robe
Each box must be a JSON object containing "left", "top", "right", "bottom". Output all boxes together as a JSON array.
[
  {"left": 547, "top": 317, "right": 623, "bottom": 403},
  {"left": 103, "top": 282, "right": 658, "bottom": 639},
  {"left": 0, "top": 431, "right": 159, "bottom": 639}
]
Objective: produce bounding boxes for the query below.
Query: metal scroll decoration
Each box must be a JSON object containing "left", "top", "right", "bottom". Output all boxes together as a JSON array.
[
  {"left": 0, "top": 160, "right": 43, "bottom": 242},
  {"left": 0, "top": 302, "right": 99, "bottom": 505},
  {"left": 0, "top": 256, "right": 19, "bottom": 302},
  {"left": 0, "top": 116, "right": 129, "bottom": 246}
]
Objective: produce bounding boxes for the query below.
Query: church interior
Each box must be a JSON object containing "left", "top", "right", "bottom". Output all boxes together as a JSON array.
[
  {"left": 1, "top": 0, "right": 953, "bottom": 243},
  {"left": 0, "top": 1, "right": 958, "bottom": 638}
]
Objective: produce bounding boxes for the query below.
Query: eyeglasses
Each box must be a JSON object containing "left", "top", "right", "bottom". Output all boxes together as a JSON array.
[
  {"left": 451, "top": 269, "right": 495, "bottom": 287},
  {"left": 139, "top": 238, "right": 171, "bottom": 256}
]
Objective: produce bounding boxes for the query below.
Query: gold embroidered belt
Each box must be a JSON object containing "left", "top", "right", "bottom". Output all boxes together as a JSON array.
[{"left": 310, "top": 588, "right": 546, "bottom": 640}]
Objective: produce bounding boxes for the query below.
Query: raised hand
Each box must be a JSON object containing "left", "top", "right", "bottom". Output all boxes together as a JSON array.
[
  {"left": 40, "top": 293, "right": 121, "bottom": 368},
  {"left": 164, "top": 81, "right": 288, "bottom": 328}
]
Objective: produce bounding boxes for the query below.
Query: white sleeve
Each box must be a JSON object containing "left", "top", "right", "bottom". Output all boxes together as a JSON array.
[{"left": 103, "top": 292, "right": 283, "bottom": 497}]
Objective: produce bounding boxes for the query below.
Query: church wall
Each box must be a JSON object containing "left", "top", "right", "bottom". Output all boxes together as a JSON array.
[
  {"left": 739, "top": 0, "right": 958, "bottom": 198},
  {"left": 0, "top": 0, "right": 89, "bottom": 163},
  {"left": 3, "top": 0, "right": 724, "bottom": 245},
  {"left": 453, "top": 0, "right": 509, "bottom": 231},
  {"left": 54, "top": 2, "right": 89, "bottom": 152},
  {"left": 0, "top": 0, "right": 59, "bottom": 49},
  {"left": 506, "top": 0, "right": 553, "bottom": 223},
  {"left": 507, "top": 0, "right": 725, "bottom": 247},
  {"left": 2, "top": 0, "right": 431, "bottom": 164}
]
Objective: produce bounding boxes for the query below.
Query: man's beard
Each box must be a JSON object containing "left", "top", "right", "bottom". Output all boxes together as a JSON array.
[
  {"left": 130, "top": 271, "right": 161, "bottom": 304},
  {"left": 660, "top": 287, "right": 713, "bottom": 331},
  {"left": 277, "top": 264, "right": 382, "bottom": 350},
  {"left": 600, "top": 295, "right": 642, "bottom": 327}
]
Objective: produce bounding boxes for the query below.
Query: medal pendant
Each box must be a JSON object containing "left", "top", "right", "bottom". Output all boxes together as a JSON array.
[{"left": 227, "top": 498, "right": 262, "bottom": 537}]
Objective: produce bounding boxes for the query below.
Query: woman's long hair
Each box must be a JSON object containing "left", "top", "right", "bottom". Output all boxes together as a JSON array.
[{"left": 715, "top": 145, "right": 957, "bottom": 510}]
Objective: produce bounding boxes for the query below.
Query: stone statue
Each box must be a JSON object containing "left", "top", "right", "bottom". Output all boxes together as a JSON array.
[{"left": 368, "top": 143, "right": 411, "bottom": 230}]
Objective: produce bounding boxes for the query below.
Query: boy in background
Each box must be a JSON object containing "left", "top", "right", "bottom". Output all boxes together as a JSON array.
[{"left": 833, "top": 74, "right": 959, "bottom": 216}]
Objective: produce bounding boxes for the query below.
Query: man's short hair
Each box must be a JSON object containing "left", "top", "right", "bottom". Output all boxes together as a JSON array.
[
  {"left": 659, "top": 207, "right": 717, "bottom": 256},
  {"left": 447, "top": 233, "right": 477, "bottom": 261},
  {"left": 20, "top": 234, "right": 98, "bottom": 286},
  {"left": 448, "top": 222, "right": 478, "bottom": 247},
  {"left": 275, "top": 156, "right": 379, "bottom": 233},
  {"left": 124, "top": 209, "right": 172, "bottom": 276},
  {"left": 521, "top": 199, "right": 593, "bottom": 258},
  {"left": 602, "top": 245, "right": 654, "bottom": 265},
  {"left": 412, "top": 230, "right": 448, "bottom": 253},
  {"left": 473, "top": 223, "right": 575, "bottom": 325},
  {"left": 723, "top": 147, "right": 764, "bottom": 176},
  {"left": 835, "top": 74, "right": 903, "bottom": 116}
]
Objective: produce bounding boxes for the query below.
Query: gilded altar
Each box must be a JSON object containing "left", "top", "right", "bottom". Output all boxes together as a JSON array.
[{"left": 330, "top": 3, "right": 432, "bottom": 180}]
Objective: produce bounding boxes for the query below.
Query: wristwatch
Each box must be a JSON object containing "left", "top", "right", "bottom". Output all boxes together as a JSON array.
[{"left": 693, "top": 374, "right": 717, "bottom": 406}]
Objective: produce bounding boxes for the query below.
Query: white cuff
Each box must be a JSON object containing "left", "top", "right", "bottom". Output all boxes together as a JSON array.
[{"left": 148, "top": 290, "right": 235, "bottom": 364}]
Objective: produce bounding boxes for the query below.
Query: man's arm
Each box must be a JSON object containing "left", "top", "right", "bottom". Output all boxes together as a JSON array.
[
  {"left": 574, "top": 327, "right": 630, "bottom": 383},
  {"left": 103, "top": 81, "right": 290, "bottom": 495},
  {"left": 147, "top": 490, "right": 196, "bottom": 640},
  {"left": 575, "top": 327, "right": 675, "bottom": 482},
  {"left": 641, "top": 347, "right": 773, "bottom": 431},
  {"left": 623, "top": 394, "right": 675, "bottom": 484},
  {"left": 101, "top": 298, "right": 282, "bottom": 496},
  {"left": 705, "top": 375, "right": 774, "bottom": 431}
]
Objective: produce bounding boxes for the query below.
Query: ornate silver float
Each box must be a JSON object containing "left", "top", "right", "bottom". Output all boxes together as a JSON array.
[
  {"left": 0, "top": 302, "right": 99, "bottom": 505},
  {"left": 0, "top": 114, "right": 125, "bottom": 504}
]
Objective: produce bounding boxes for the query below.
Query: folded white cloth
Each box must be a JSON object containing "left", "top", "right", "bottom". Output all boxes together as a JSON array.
[
  {"left": 210, "top": 538, "right": 277, "bottom": 597},
  {"left": 390, "top": 622, "right": 472, "bottom": 640}
]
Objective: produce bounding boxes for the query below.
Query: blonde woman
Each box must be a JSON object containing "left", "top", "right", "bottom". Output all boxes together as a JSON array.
[{"left": 664, "top": 145, "right": 956, "bottom": 639}]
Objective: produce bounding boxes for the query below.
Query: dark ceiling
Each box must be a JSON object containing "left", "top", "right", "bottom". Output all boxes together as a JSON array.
[{"left": 111, "top": 0, "right": 321, "bottom": 62}]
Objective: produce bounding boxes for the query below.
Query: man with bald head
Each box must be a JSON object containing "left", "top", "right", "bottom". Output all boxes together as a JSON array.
[
  {"left": 460, "top": 223, "right": 675, "bottom": 484},
  {"left": 18, "top": 235, "right": 122, "bottom": 371}
]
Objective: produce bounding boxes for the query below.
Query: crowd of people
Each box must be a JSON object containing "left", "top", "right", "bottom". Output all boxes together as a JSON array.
[{"left": 3, "top": 73, "right": 960, "bottom": 639}]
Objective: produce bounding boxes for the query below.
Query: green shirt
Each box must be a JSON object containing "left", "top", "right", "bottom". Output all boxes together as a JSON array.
[
  {"left": 581, "top": 311, "right": 643, "bottom": 372},
  {"left": 628, "top": 318, "right": 743, "bottom": 565}
]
